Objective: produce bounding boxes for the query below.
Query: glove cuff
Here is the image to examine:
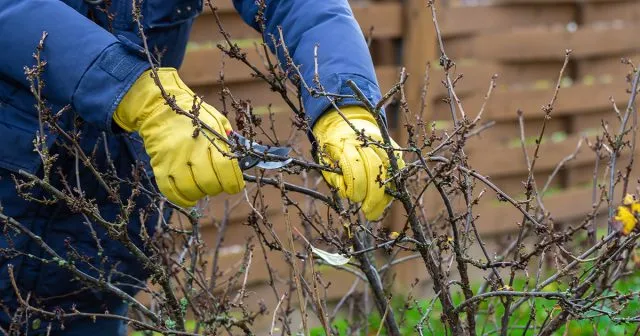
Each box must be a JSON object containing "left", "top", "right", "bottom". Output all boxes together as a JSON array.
[
  {"left": 113, "top": 68, "right": 193, "bottom": 132},
  {"left": 312, "top": 106, "right": 380, "bottom": 139}
]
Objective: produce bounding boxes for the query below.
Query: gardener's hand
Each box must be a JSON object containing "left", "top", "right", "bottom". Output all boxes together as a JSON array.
[
  {"left": 313, "top": 106, "right": 405, "bottom": 220},
  {"left": 113, "top": 68, "right": 245, "bottom": 207}
]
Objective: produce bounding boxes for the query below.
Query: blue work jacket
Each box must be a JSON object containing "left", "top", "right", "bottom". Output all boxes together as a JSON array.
[{"left": 0, "top": 0, "right": 383, "bottom": 177}]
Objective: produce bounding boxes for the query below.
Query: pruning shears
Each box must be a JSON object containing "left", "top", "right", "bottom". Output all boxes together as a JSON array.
[{"left": 226, "top": 130, "right": 293, "bottom": 171}]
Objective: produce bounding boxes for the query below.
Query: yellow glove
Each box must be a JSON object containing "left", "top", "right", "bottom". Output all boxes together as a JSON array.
[
  {"left": 312, "top": 106, "right": 405, "bottom": 220},
  {"left": 113, "top": 68, "right": 245, "bottom": 207}
]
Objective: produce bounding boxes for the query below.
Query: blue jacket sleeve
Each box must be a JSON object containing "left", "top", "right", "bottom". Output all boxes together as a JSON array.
[
  {"left": 0, "top": 1, "right": 150, "bottom": 133},
  {"left": 232, "top": 0, "right": 384, "bottom": 128}
]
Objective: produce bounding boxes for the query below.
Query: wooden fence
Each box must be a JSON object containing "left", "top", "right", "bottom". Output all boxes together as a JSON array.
[
  {"left": 426, "top": 0, "right": 640, "bottom": 232},
  {"left": 152, "top": 0, "right": 640, "bottom": 322}
]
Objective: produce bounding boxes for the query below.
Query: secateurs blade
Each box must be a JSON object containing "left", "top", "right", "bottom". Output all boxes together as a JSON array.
[{"left": 226, "top": 130, "right": 293, "bottom": 171}]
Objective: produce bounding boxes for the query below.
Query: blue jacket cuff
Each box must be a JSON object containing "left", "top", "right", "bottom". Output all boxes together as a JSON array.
[
  {"left": 72, "top": 42, "right": 150, "bottom": 134},
  {"left": 303, "top": 72, "right": 386, "bottom": 128}
]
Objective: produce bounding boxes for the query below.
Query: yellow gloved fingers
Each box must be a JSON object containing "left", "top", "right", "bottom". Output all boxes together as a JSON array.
[
  {"left": 372, "top": 143, "right": 406, "bottom": 176},
  {"left": 198, "top": 102, "right": 245, "bottom": 195},
  {"left": 155, "top": 170, "right": 199, "bottom": 208},
  {"left": 209, "top": 139, "right": 245, "bottom": 195},
  {"left": 357, "top": 146, "right": 389, "bottom": 220},
  {"left": 161, "top": 130, "right": 244, "bottom": 205},
  {"left": 368, "top": 144, "right": 405, "bottom": 220},
  {"left": 139, "top": 108, "right": 215, "bottom": 205},
  {"left": 317, "top": 144, "right": 347, "bottom": 199},
  {"left": 340, "top": 144, "right": 369, "bottom": 202},
  {"left": 364, "top": 193, "right": 392, "bottom": 221},
  {"left": 319, "top": 143, "right": 367, "bottom": 202},
  {"left": 189, "top": 143, "right": 224, "bottom": 196},
  {"left": 196, "top": 108, "right": 245, "bottom": 195},
  {"left": 207, "top": 107, "right": 234, "bottom": 135},
  {"left": 319, "top": 142, "right": 392, "bottom": 220},
  {"left": 171, "top": 167, "right": 207, "bottom": 204}
]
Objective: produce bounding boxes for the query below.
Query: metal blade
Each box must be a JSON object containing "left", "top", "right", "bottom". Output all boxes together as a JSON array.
[{"left": 228, "top": 131, "right": 293, "bottom": 171}]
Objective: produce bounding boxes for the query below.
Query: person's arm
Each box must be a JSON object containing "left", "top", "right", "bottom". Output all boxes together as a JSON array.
[
  {"left": 234, "top": 0, "right": 403, "bottom": 221},
  {"left": 0, "top": 1, "right": 244, "bottom": 207},
  {"left": 0, "top": 1, "right": 149, "bottom": 132},
  {"left": 232, "top": 0, "right": 383, "bottom": 127}
]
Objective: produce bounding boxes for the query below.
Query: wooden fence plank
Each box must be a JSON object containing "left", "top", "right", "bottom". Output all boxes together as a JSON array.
[
  {"left": 476, "top": 170, "right": 640, "bottom": 237},
  {"left": 427, "top": 61, "right": 501, "bottom": 99},
  {"left": 432, "top": 81, "right": 631, "bottom": 121},
  {"left": 577, "top": 53, "right": 640, "bottom": 80},
  {"left": 439, "top": 4, "right": 574, "bottom": 38},
  {"left": 407, "top": 171, "right": 626, "bottom": 238},
  {"left": 464, "top": 118, "right": 568, "bottom": 150},
  {"left": 190, "top": 11, "right": 259, "bottom": 42},
  {"left": 567, "top": 151, "right": 638, "bottom": 188},
  {"left": 494, "top": 0, "right": 624, "bottom": 4},
  {"left": 428, "top": 60, "right": 568, "bottom": 99},
  {"left": 468, "top": 134, "right": 585, "bottom": 178},
  {"left": 181, "top": 46, "right": 261, "bottom": 85},
  {"left": 474, "top": 185, "right": 599, "bottom": 235},
  {"left": 350, "top": 2, "right": 404, "bottom": 39},
  {"left": 570, "top": 109, "right": 622, "bottom": 134},
  {"left": 583, "top": 0, "right": 640, "bottom": 23},
  {"left": 467, "top": 129, "right": 640, "bottom": 180},
  {"left": 391, "top": 174, "right": 625, "bottom": 237},
  {"left": 445, "top": 24, "right": 640, "bottom": 62}
]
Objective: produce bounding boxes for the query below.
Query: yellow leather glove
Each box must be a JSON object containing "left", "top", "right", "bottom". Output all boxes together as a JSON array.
[
  {"left": 313, "top": 106, "right": 405, "bottom": 220},
  {"left": 113, "top": 68, "right": 245, "bottom": 207}
]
